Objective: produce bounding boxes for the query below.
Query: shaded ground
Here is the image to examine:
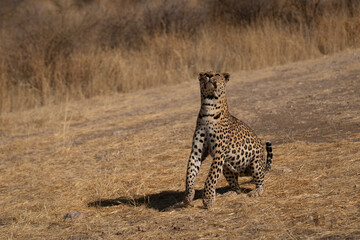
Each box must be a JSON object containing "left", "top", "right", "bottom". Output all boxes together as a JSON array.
[{"left": 0, "top": 50, "right": 359, "bottom": 239}]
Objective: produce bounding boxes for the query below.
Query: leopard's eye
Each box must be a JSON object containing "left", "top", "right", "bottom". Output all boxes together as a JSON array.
[{"left": 215, "top": 73, "right": 220, "bottom": 77}]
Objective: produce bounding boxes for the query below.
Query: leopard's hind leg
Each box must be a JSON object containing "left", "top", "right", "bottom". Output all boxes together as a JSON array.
[{"left": 247, "top": 155, "right": 265, "bottom": 197}]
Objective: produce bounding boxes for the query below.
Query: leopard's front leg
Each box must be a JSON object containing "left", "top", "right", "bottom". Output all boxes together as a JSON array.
[
  {"left": 184, "top": 128, "right": 208, "bottom": 206},
  {"left": 203, "top": 152, "right": 225, "bottom": 208}
]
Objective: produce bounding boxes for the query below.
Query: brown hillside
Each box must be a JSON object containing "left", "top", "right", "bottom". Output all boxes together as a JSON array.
[{"left": 0, "top": 50, "right": 359, "bottom": 239}]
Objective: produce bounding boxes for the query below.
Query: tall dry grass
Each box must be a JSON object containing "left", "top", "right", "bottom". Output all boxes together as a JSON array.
[{"left": 0, "top": 0, "right": 359, "bottom": 112}]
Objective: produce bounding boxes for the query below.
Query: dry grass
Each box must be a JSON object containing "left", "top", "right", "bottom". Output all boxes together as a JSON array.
[
  {"left": 0, "top": 50, "right": 359, "bottom": 239},
  {"left": 0, "top": 0, "right": 360, "bottom": 112}
]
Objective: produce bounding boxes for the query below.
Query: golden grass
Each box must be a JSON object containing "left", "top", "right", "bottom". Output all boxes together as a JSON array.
[
  {"left": 0, "top": 50, "right": 359, "bottom": 239},
  {"left": 0, "top": 0, "right": 360, "bottom": 112}
]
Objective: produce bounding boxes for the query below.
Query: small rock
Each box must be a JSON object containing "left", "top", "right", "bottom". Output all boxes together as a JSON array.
[
  {"left": 113, "top": 130, "right": 124, "bottom": 135},
  {"left": 68, "top": 235, "right": 91, "bottom": 240},
  {"left": 64, "top": 211, "right": 88, "bottom": 220}
]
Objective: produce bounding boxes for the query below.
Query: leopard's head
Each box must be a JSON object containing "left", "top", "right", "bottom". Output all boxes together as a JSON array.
[{"left": 199, "top": 71, "right": 230, "bottom": 100}]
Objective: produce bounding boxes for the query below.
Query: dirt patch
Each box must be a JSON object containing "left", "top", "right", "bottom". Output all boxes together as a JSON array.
[{"left": 229, "top": 50, "right": 360, "bottom": 144}]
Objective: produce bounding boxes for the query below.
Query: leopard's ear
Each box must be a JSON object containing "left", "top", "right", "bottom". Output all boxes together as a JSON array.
[
  {"left": 198, "top": 72, "right": 206, "bottom": 81},
  {"left": 222, "top": 72, "right": 230, "bottom": 82}
]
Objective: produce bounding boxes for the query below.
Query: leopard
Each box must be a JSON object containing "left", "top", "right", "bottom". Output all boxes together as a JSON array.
[{"left": 184, "top": 71, "right": 273, "bottom": 209}]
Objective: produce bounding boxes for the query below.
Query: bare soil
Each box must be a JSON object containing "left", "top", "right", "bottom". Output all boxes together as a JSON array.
[{"left": 0, "top": 50, "right": 359, "bottom": 239}]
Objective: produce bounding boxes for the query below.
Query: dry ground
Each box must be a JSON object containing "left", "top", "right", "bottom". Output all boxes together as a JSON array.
[{"left": 0, "top": 50, "right": 360, "bottom": 239}]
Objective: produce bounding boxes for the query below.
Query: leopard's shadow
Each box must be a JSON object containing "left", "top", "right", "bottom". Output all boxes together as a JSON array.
[{"left": 88, "top": 186, "right": 241, "bottom": 212}]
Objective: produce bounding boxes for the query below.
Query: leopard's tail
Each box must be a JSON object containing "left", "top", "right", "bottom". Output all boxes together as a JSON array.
[{"left": 265, "top": 141, "right": 273, "bottom": 173}]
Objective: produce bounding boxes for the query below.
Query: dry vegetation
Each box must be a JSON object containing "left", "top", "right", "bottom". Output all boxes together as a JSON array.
[
  {"left": 0, "top": 0, "right": 360, "bottom": 239},
  {"left": 0, "top": 48, "right": 359, "bottom": 239},
  {"left": 0, "top": 0, "right": 360, "bottom": 112}
]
